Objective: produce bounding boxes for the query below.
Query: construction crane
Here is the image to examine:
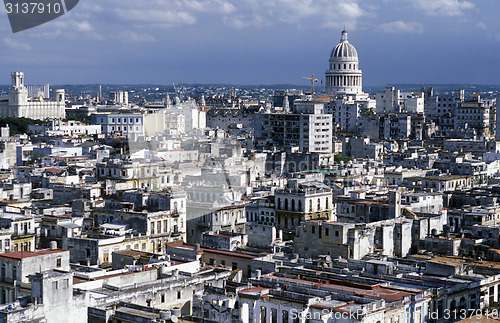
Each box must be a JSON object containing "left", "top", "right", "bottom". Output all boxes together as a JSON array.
[{"left": 302, "top": 74, "right": 319, "bottom": 95}]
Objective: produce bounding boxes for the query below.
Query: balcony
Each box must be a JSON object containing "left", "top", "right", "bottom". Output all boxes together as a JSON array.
[{"left": 171, "top": 231, "right": 183, "bottom": 237}]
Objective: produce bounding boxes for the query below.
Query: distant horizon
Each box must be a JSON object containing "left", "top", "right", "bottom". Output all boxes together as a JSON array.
[
  {"left": 0, "top": 1, "right": 499, "bottom": 85},
  {"left": 2, "top": 82, "right": 500, "bottom": 88}
]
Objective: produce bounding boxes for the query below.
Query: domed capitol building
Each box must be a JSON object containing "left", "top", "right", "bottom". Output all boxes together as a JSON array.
[
  {"left": 325, "top": 29, "right": 363, "bottom": 95},
  {"left": 319, "top": 29, "right": 374, "bottom": 133}
]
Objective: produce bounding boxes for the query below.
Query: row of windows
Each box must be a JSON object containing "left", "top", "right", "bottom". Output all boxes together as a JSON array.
[
  {"left": 457, "top": 116, "right": 484, "bottom": 120},
  {"left": 306, "top": 225, "right": 340, "bottom": 237},
  {"left": 259, "top": 306, "right": 298, "bottom": 323},
  {"left": 332, "top": 63, "right": 357, "bottom": 70},
  {"left": 13, "top": 222, "right": 31, "bottom": 234},
  {"left": 458, "top": 109, "right": 485, "bottom": 114},
  {"left": 101, "top": 117, "right": 141, "bottom": 124},
  {"left": 52, "top": 278, "right": 70, "bottom": 290},
  {"left": 13, "top": 241, "right": 31, "bottom": 252},
  {"left": 109, "top": 126, "right": 140, "bottom": 132},
  {"left": 277, "top": 197, "right": 330, "bottom": 212},
  {"left": 150, "top": 219, "right": 181, "bottom": 235}
]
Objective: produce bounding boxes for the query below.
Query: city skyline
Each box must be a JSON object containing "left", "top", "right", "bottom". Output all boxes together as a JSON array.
[{"left": 0, "top": 0, "right": 498, "bottom": 86}]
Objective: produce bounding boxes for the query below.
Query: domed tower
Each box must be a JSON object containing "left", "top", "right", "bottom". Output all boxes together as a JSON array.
[{"left": 325, "top": 30, "right": 363, "bottom": 95}]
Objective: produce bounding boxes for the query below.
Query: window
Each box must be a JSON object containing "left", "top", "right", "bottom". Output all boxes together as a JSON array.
[
  {"left": 232, "top": 262, "right": 238, "bottom": 270},
  {"left": 177, "top": 291, "right": 182, "bottom": 299},
  {"left": 260, "top": 307, "right": 267, "bottom": 322},
  {"left": 325, "top": 228, "right": 329, "bottom": 236},
  {"left": 161, "top": 294, "right": 165, "bottom": 303},
  {"left": 271, "top": 308, "right": 278, "bottom": 323},
  {"left": 63, "top": 278, "right": 69, "bottom": 288},
  {"left": 52, "top": 281, "right": 58, "bottom": 290},
  {"left": 56, "top": 257, "right": 62, "bottom": 268},
  {"left": 283, "top": 310, "right": 289, "bottom": 323}
]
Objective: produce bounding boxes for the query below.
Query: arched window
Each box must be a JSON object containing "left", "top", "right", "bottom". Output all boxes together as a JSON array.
[
  {"left": 298, "top": 200, "right": 302, "bottom": 212},
  {"left": 326, "top": 197, "right": 329, "bottom": 209},
  {"left": 291, "top": 199, "right": 295, "bottom": 211},
  {"left": 309, "top": 200, "right": 313, "bottom": 212},
  {"left": 451, "top": 300, "right": 457, "bottom": 311},
  {"left": 284, "top": 198, "right": 289, "bottom": 210},
  {"left": 278, "top": 198, "right": 281, "bottom": 210}
]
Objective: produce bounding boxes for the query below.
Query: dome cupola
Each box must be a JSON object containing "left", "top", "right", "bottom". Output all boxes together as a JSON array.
[{"left": 331, "top": 30, "right": 358, "bottom": 59}]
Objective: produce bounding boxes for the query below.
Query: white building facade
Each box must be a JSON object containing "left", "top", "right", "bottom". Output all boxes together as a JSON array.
[{"left": 0, "top": 72, "right": 65, "bottom": 120}]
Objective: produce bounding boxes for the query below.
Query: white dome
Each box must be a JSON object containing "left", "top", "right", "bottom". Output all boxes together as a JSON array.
[
  {"left": 330, "top": 30, "right": 358, "bottom": 60},
  {"left": 325, "top": 30, "right": 363, "bottom": 95}
]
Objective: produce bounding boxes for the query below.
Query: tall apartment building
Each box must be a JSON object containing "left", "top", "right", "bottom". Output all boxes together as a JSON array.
[{"left": 254, "top": 101, "right": 332, "bottom": 153}]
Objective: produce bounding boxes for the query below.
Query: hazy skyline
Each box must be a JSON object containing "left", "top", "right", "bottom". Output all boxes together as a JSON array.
[{"left": 0, "top": 0, "right": 498, "bottom": 86}]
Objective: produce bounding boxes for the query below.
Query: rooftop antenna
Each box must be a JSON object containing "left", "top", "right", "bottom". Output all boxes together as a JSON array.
[{"left": 302, "top": 74, "right": 319, "bottom": 95}]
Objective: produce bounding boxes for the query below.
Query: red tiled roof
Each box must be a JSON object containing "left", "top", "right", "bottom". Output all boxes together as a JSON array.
[
  {"left": 0, "top": 249, "right": 67, "bottom": 260},
  {"left": 45, "top": 167, "right": 62, "bottom": 174}
]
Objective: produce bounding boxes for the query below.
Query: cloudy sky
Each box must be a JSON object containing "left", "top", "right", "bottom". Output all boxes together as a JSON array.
[{"left": 0, "top": 0, "right": 498, "bottom": 86}]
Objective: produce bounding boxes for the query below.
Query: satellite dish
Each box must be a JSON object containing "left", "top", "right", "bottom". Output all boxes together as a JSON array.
[{"left": 171, "top": 315, "right": 179, "bottom": 323}]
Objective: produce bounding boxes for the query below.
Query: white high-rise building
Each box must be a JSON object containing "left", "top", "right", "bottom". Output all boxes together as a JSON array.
[
  {"left": 110, "top": 91, "right": 129, "bottom": 106},
  {"left": 325, "top": 30, "right": 363, "bottom": 95}
]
